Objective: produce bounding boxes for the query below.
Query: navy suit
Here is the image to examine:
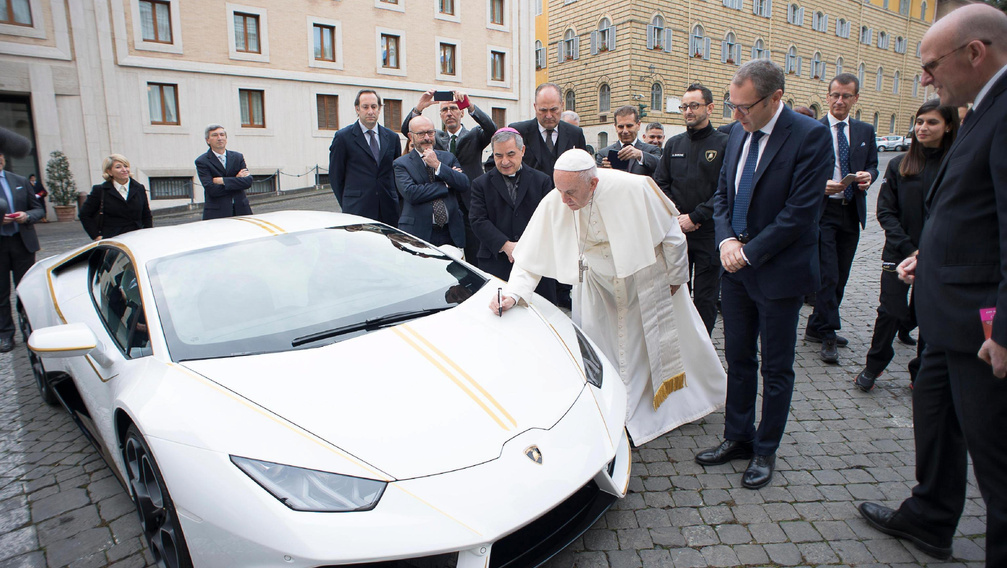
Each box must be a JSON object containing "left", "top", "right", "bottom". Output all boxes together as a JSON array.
[
  {"left": 713, "top": 104, "right": 833, "bottom": 455},
  {"left": 328, "top": 121, "right": 402, "bottom": 226},
  {"left": 394, "top": 150, "right": 469, "bottom": 247},
  {"left": 895, "top": 72, "right": 1007, "bottom": 567},
  {"left": 508, "top": 119, "right": 586, "bottom": 178},
  {"left": 806, "top": 116, "right": 879, "bottom": 340},
  {"left": 0, "top": 170, "right": 44, "bottom": 340},
  {"left": 468, "top": 167, "right": 557, "bottom": 303},
  {"left": 195, "top": 149, "right": 254, "bottom": 220}
]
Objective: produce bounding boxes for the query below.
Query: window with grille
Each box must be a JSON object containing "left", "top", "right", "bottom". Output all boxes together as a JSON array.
[
  {"left": 149, "top": 177, "right": 192, "bottom": 200},
  {"left": 492, "top": 107, "right": 507, "bottom": 129},
  {"left": 317, "top": 94, "right": 339, "bottom": 130},
  {"left": 249, "top": 174, "right": 275, "bottom": 195},
  {"left": 651, "top": 84, "right": 663, "bottom": 113},
  {"left": 384, "top": 99, "right": 402, "bottom": 132}
]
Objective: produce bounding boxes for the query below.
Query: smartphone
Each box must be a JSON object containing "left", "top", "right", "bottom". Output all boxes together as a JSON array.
[
  {"left": 839, "top": 173, "right": 858, "bottom": 187},
  {"left": 433, "top": 91, "right": 454, "bottom": 101}
]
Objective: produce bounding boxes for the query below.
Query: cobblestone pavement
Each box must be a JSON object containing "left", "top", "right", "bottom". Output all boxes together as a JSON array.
[{"left": 0, "top": 157, "right": 988, "bottom": 567}]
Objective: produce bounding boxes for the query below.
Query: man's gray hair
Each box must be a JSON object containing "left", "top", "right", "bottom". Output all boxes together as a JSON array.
[
  {"left": 491, "top": 129, "right": 524, "bottom": 149},
  {"left": 575, "top": 166, "right": 598, "bottom": 186},
  {"left": 733, "top": 60, "right": 786, "bottom": 98},
  {"left": 645, "top": 122, "right": 664, "bottom": 132},
  {"left": 204, "top": 123, "right": 226, "bottom": 139}
]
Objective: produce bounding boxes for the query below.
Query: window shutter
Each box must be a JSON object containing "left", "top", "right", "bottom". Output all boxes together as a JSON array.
[
  {"left": 798, "top": 7, "right": 805, "bottom": 25},
  {"left": 751, "top": 44, "right": 758, "bottom": 59},
  {"left": 734, "top": 43, "right": 742, "bottom": 63},
  {"left": 753, "top": 0, "right": 760, "bottom": 15},
  {"left": 721, "top": 40, "right": 729, "bottom": 62},
  {"left": 823, "top": 14, "right": 829, "bottom": 31},
  {"left": 590, "top": 31, "right": 598, "bottom": 55},
  {"left": 609, "top": 26, "right": 616, "bottom": 50},
  {"left": 557, "top": 41, "right": 564, "bottom": 64},
  {"left": 573, "top": 37, "right": 580, "bottom": 59},
  {"left": 704, "top": 37, "right": 711, "bottom": 59},
  {"left": 665, "top": 30, "right": 673, "bottom": 52},
  {"left": 796, "top": 56, "right": 803, "bottom": 76},
  {"left": 647, "top": 25, "right": 655, "bottom": 49},
  {"left": 767, "top": 0, "right": 773, "bottom": 17}
]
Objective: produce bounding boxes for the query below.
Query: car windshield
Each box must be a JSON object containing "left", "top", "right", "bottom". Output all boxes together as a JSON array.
[{"left": 147, "top": 224, "right": 486, "bottom": 361}]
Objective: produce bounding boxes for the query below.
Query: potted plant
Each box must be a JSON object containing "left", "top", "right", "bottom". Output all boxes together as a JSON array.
[{"left": 45, "top": 150, "right": 79, "bottom": 222}]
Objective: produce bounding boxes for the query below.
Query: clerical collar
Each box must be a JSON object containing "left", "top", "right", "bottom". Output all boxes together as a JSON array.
[{"left": 687, "top": 123, "right": 714, "bottom": 139}]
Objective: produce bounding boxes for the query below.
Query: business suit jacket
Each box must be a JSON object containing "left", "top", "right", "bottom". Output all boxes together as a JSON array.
[
  {"left": 469, "top": 167, "right": 553, "bottom": 260},
  {"left": 713, "top": 105, "right": 834, "bottom": 299},
  {"left": 328, "top": 121, "right": 402, "bottom": 226},
  {"left": 598, "top": 140, "right": 661, "bottom": 177},
  {"left": 916, "top": 72, "right": 1007, "bottom": 353},
  {"left": 820, "top": 116, "right": 879, "bottom": 227},
  {"left": 394, "top": 150, "right": 470, "bottom": 246},
  {"left": 508, "top": 119, "right": 586, "bottom": 178},
  {"left": 195, "top": 149, "right": 253, "bottom": 220},
  {"left": 79, "top": 179, "right": 153, "bottom": 239},
  {"left": 401, "top": 104, "right": 497, "bottom": 188},
  {"left": 0, "top": 170, "right": 43, "bottom": 252}
]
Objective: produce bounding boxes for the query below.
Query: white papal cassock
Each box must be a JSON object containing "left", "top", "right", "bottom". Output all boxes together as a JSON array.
[{"left": 504, "top": 167, "right": 726, "bottom": 445}]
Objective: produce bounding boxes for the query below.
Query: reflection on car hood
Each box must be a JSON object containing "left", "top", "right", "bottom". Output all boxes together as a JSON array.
[{"left": 180, "top": 293, "right": 587, "bottom": 480}]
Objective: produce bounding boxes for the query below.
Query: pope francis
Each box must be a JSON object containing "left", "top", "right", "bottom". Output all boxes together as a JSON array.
[{"left": 490, "top": 149, "right": 726, "bottom": 445}]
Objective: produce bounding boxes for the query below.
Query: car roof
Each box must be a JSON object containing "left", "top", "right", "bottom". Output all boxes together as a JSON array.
[{"left": 101, "top": 211, "right": 377, "bottom": 264}]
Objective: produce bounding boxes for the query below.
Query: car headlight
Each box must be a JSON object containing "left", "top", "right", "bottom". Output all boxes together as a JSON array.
[
  {"left": 231, "top": 456, "right": 386, "bottom": 512},
  {"left": 574, "top": 326, "right": 604, "bottom": 388}
]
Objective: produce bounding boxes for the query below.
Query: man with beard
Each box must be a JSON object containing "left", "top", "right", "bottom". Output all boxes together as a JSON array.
[
  {"left": 598, "top": 106, "right": 661, "bottom": 177},
  {"left": 654, "top": 84, "right": 728, "bottom": 334}
]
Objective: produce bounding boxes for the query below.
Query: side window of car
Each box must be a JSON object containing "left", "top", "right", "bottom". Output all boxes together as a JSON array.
[{"left": 90, "top": 249, "right": 152, "bottom": 358}]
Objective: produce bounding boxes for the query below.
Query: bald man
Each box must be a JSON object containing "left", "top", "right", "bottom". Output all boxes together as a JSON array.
[{"left": 858, "top": 5, "right": 1007, "bottom": 565}]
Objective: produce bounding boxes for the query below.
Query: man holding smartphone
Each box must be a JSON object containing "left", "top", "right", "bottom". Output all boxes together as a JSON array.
[
  {"left": 0, "top": 152, "right": 44, "bottom": 353},
  {"left": 401, "top": 90, "right": 496, "bottom": 260},
  {"left": 804, "top": 73, "right": 879, "bottom": 363}
]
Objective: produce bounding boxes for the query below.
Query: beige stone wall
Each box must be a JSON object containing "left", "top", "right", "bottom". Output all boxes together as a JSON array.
[{"left": 548, "top": 0, "right": 935, "bottom": 138}]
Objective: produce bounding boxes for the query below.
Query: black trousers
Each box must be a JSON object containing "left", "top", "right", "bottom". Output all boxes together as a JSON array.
[
  {"left": 428, "top": 225, "right": 454, "bottom": 247},
  {"left": 0, "top": 235, "right": 35, "bottom": 339},
  {"left": 808, "top": 198, "right": 860, "bottom": 338},
  {"left": 458, "top": 203, "right": 480, "bottom": 264},
  {"left": 866, "top": 269, "right": 924, "bottom": 376},
  {"left": 897, "top": 345, "right": 1007, "bottom": 566},
  {"left": 721, "top": 273, "right": 803, "bottom": 456},
  {"left": 686, "top": 229, "right": 720, "bottom": 335},
  {"left": 478, "top": 253, "right": 558, "bottom": 305}
]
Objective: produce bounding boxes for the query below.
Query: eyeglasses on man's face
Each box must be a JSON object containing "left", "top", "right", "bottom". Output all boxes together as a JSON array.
[
  {"left": 921, "top": 39, "right": 992, "bottom": 76},
  {"left": 827, "top": 93, "right": 857, "bottom": 101},
  {"left": 725, "top": 94, "right": 769, "bottom": 116},
  {"left": 679, "top": 102, "right": 707, "bottom": 112}
]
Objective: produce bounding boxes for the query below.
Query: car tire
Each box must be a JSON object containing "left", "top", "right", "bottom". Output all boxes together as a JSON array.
[
  {"left": 16, "top": 302, "right": 57, "bottom": 406},
  {"left": 122, "top": 425, "right": 194, "bottom": 568}
]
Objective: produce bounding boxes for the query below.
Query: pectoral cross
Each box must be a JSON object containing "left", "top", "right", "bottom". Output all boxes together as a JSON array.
[{"left": 578, "top": 258, "right": 587, "bottom": 283}]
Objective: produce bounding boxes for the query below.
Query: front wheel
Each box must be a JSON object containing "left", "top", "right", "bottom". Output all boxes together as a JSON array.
[
  {"left": 16, "top": 302, "right": 56, "bottom": 406},
  {"left": 122, "top": 425, "right": 194, "bottom": 568}
]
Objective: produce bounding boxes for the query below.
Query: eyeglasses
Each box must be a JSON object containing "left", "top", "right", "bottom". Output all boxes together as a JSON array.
[
  {"left": 827, "top": 93, "right": 857, "bottom": 101},
  {"left": 412, "top": 130, "right": 437, "bottom": 137},
  {"left": 921, "top": 39, "right": 991, "bottom": 75},
  {"left": 678, "top": 102, "right": 706, "bottom": 112},
  {"left": 725, "top": 94, "right": 769, "bottom": 116}
]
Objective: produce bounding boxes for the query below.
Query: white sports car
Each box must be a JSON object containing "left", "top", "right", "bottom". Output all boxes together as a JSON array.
[{"left": 17, "top": 211, "right": 631, "bottom": 568}]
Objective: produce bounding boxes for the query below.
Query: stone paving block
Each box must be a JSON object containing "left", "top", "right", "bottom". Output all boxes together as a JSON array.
[
  {"left": 698, "top": 506, "right": 732, "bottom": 525},
  {"left": 667, "top": 547, "right": 708, "bottom": 568},
  {"left": 642, "top": 490, "right": 674, "bottom": 509},
  {"left": 607, "top": 550, "right": 642, "bottom": 568},
  {"left": 30, "top": 489, "right": 90, "bottom": 524},
  {"left": 648, "top": 527, "right": 686, "bottom": 548},
  {"left": 638, "top": 548, "right": 673, "bottom": 568},
  {"left": 748, "top": 522, "right": 787, "bottom": 544},
  {"left": 830, "top": 539, "right": 877, "bottom": 564},
  {"left": 797, "top": 541, "right": 840, "bottom": 564},
  {"left": 780, "top": 520, "right": 822, "bottom": 543},
  {"left": 43, "top": 527, "right": 113, "bottom": 568},
  {"left": 618, "top": 528, "right": 653, "bottom": 550},
  {"left": 714, "top": 524, "right": 751, "bottom": 545},
  {"left": 0, "top": 552, "right": 47, "bottom": 568},
  {"left": 584, "top": 528, "right": 619, "bottom": 551},
  {"left": 0, "top": 495, "right": 29, "bottom": 533},
  {"left": 36, "top": 506, "right": 101, "bottom": 547},
  {"left": 763, "top": 502, "right": 800, "bottom": 521},
  {"left": 570, "top": 551, "right": 609, "bottom": 568},
  {"left": 732, "top": 544, "right": 769, "bottom": 566},
  {"left": 763, "top": 542, "right": 804, "bottom": 566},
  {"left": 681, "top": 525, "right": 718, "bottom": 547},
  {"left": 730, "top": 504, "right": 770, "bottom": 524},
  {"left": 0, "top": 527, "right": 38, "bottom": 563},
  {"left": 949, "top": 537, "right": 985, "bottom": 562},
  {"left": 699, "top": 545, "right": 739, "bottom": 567}
]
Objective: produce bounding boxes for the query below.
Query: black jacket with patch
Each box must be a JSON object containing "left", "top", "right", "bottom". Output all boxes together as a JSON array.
[{"left": 654, "top": 123, "right": 728, "bottom": 227}]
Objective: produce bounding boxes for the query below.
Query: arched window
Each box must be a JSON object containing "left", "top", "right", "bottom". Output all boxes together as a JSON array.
[
  {"left": 893, "top": 70, "right": 900, "bottom": 94},
  {"left": 690, "top": 24, "right": 709, "bottom": 59},
  {"left": 722, "top": 31, "right": 739, "bottom": 64},
  {"left": 752, "top": 38, "right": 767, "bottom": 60},
  {"left": 913, "top": 74, "right": 920, "bottom": 97},
  {"left": 858, "top": 63, "right": 865, "bottom": 86},
  {"left": 785, "top": 46, "right": 798, "bottom": 74},
  {"left": 786, "top": 99, "right": 795, "bottom": 108},
  {"left": 810, "top": 103, "right": 821, "bottom": 118},
  {"left": 812, "top": 51, "right": 823, "bottom": 79},
  {"left": 813, "top": 11, "right": 826, "bottom": 31},
  {"left": 920, "top": 1, "right": 928, "bottom": 19},
  {"left": 876, "top": 66, "right": 884, "bottom": 91},
  {"left": 878, "top": 31, "right": 888, "bottom": 50},
  {"left": 890, "top": 114, "right": 897, "bottom": 134},
  {"left": 598, "top": 132, "right": 608, "bottom": 148},
  {"left": 562, "top": 29, "right": 578, "bottom": 61},
  {"left": 565, "top": 89, "right": 576, "bottom": 111},
  {"left": 651, "top": 83, "right": 663, "bottom": 113},
  {"left": 596, "top": 17, "right": 613, "bottom": 52},
  {"left": 836, "top": 56, "right": 844, "bottom": 76},
  {"left": 836, "top": 18, "right": 848, "bottom": 38},
  {"left": 723, "top": 92, "right": 732, "bottom": 119},
  {"left": 648, "top": 15, "right": 669, "bottom": 51},
  {"left": 534, "top": 40, "right": 545, "bottom": 70},
  {"left": 856, "top": 109, "right": 862, "bottom": 121},
  {"left": 598, "top": 83, "right": 611, "bottom": 112}
]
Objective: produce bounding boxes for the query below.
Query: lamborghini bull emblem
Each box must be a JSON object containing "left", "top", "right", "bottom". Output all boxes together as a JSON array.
[
  {"left": 525, "top": 445, "right": 543, "bottom": 465},
  {"left": 705, "top": 150, "right": 719, "bottom": 162}
]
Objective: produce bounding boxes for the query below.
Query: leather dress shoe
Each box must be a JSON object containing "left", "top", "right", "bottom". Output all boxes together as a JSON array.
[
  {"left": 897, "top": 330, "right": 918, "bottom": 345},
  {"left": 695, "top": 440, "right": 754, "bottom": 466},
  {"left": 858, "top": 502, "right": 952, "bottom": 560},
  {"left": 804, "top": 332, "right": 848, "bottom": 346},
  {"left": 742, "top": 454, "right": 775, "bottom": 489},
  {"left": 0, "top": 337, "right": 13, "bottom": 353},
  {"left": 820, "top": 338, "right": 839, "bottom": 364},
  {"left": 854, "top": 368, "right": 878, "bottom": 392}
]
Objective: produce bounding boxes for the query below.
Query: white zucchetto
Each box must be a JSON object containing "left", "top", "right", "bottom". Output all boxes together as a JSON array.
[{"left": 554, "top": 149, "right": 596, "bottom": 172}]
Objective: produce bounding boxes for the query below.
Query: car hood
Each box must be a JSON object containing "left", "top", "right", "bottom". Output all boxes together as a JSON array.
[{"left": 180, "top": 297, "right": 589, "bottom": 480}]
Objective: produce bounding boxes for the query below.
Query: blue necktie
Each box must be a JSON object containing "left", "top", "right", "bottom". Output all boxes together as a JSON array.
[
  {"left": 0, "top": 173, "right": 16, "bottom": 237},
  {"left": 367, "top": 130, "right": 381, "bottom": 163},
  {"left": 836, "top": 122, "right": 853, "bottom": 201},
  {"left": 731, "top": 130, "right": 764, "bottom": 238}
]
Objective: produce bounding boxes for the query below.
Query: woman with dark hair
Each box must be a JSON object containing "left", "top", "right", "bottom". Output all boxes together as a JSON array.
[
  {"left": 80, "top": 154, "right": 153, "bottom": 240},
  {"left": 854, "top": 98, "right": 959, "bottom": 392}
]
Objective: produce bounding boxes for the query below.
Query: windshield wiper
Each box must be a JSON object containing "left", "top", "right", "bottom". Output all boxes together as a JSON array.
[{"left": 291, "top": 307, "right": 452, "bottom": 347}]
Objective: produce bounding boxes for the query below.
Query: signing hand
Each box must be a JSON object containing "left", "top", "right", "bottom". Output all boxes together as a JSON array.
[
  {"left": 720, "top": 240, "right": 748, "bottom": 273},
  {"left": 489, "top": 294, "right": 517, "bottom": 315},
  {"left": 979, "top": 338, "right": 1007, "bottom": 379}
]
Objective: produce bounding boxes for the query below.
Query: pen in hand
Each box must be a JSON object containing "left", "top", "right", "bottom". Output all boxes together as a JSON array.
[{"left": 497, "top": 288, "right": 503, "bottom": 317}]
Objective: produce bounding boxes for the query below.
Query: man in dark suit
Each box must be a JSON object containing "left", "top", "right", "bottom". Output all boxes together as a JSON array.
[
  {"left": 328, "top": 89, "right": 402, "bottom": 226},
  {"left": 598, "top": 105, "right": 661, "bottom": 177},
  {"left": 654, "top": 84, "right": 729, "bottom": 335},
  {"left": 805, "top": 73, "right": 879, "bottom": 363},
  {"left": 0, "top": 152, "right": 44, "bottom": 352},
  {"left": 401, "top": 90, "right": 496, "bottom": 260},
  {"left": 696, "top": 60, "right": 833, "bottom": 489},
  {"left": 858, "top": 5, "right": 1007, "bottom": 565},
  {"left": 394, "top": 116, "right": 470, "bottom": 248},
  {"left": 468, "top": 128, "right": 556, "bottom": 304},
  {"left": 509, "top": 83, "right": 587, "bottom": 179},
  {"left": 195, "top": 124, "right": 254, "bottom": 220}
]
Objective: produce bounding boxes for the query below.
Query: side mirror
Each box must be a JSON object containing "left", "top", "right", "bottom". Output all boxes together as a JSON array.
[{"left": 28, "top": 323, "right": 98, "bottom": 359}]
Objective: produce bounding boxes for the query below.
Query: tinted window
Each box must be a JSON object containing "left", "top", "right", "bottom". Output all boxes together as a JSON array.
[
  {"left": 90, "top": 248, "right": 152, "bottom": 358},
  {"left": 148, "top": 224, "right": 486, "bottom": 361}
]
